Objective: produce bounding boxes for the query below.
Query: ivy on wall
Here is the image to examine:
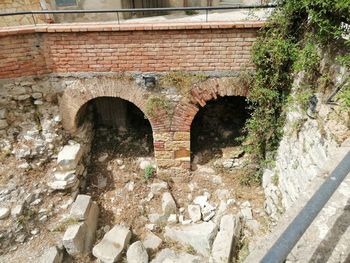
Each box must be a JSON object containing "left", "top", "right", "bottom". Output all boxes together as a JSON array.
[{"left": 243, "top": 0, "right": 350, "bottom": 184}]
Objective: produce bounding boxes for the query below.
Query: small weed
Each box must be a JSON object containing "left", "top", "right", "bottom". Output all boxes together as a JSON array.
[
  {"left": 52, "top": 217, "right": 80, "bottom": 232},
  {"left": 335, "top": 80, "right": 350, "bottom": 110},
  {"left": 160, "top": 71, "right": 207, "bottom": 97},
  {"left": 289, "top": 118, "right": 306, "bottom": 137},
  {"left": 144, "top": 165, "right": 155, "bottom": 180},
  {"left": 145, "top": 95, "right": 170, "bottom": 118},
  {"left": 272, "top": 173, "right": 279, "bottom": 186},
  {"left": 185, "top": 245, "right": 196, "bottom": 255}
]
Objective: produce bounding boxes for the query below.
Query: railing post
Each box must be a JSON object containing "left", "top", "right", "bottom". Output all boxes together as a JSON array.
[{"left": 31, "top": 13, "right": 36, "bottom": 25}]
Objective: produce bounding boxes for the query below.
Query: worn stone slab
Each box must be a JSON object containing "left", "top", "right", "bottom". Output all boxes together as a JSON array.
[
  {"left": 92, "top": 225, "right": 131, "bottom": 263},
  {"left": 210, "top": 214, "right": 241, "bottom": 263},
  {"left": 164, "top": 221, "right": 218, "bottom": 257},
  {"left": 151, "top": 248, "right": 202, "bottom": 263},
  {"left": 57, "top": 143, "right": 82, "bottom": 171},
  {"left": 143, "top": 231, "right": 162, "bottom": 252},
  {"left": 188, "top": 205, "right": 201, "bottom": 223},
  {"left": 39, "top": 246, "right": 63, "bottom": 263},
  {"left": 63, "top": 222, "right": 87, "bottom": 256},
  {"left": 70, "top": 194, "right": 92, "bottom": 221},
  {"left": 127, "top": 241, "right": 148, "bottom": 263},
  {"left": 162, "top": 192, "right": 177, "bottom": 216},
  {"left": 85, "top": 201, "right": 99, "bottom": 252}
]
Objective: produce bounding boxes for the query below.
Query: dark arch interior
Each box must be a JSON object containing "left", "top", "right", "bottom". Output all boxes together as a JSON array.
[
  {"left": 77, "top": 96, "right": 154, "bottom": 157},
  {"left": 190, "top": 96, "right": 249, "bottom": 166}
]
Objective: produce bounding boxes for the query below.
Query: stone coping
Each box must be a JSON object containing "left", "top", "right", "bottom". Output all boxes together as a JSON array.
[{"left": 0, "top": 20, "right": 265, "bottom": 36}]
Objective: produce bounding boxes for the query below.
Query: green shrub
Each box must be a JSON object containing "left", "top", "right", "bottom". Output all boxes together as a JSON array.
[
  {"left": 242, "top": 0, "right": 350, "bottom": 183},
  {"left": 144, "top": 165, "right": 155, "bottom": 180}
]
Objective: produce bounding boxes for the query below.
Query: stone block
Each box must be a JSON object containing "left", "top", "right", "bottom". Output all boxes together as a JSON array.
[
  {"left": 188, "top": 205, "right": 201, "bottom": 223},
  {"left": 173, "top": 132, "right": 190, "bottom": 141},
  {"left": 53, "top": 170, "right": 76, "bottom": 181},
  {"left": 143, "top": 231, "right": 162, "bottom": 252},
  {"left": 162, "top": 192, "right": 177, "bottom": 216},
  {"left": 92, "top": 225, "right": 131, "bottom": 263},
  {"left": 151, "top": 248, "right": 202, "bottom": 263},
  {"left": 126, "top": 241, "right": 148, "bottom": 263},
  {"left": 164, "top": 222, "right": 218, "bottom": 257},
  {"left": 70, "top": 194, "right": 92, "bottom": 221},
  {"left": 210, "top": 214, "right": 241, "bottom": 263},
  {"left": 174, "top": 148, "right": 190, "bottom": 160},
  {"left": 63, "top": 222, "right": 87, "bottom": 256},
  {"left": 57, "top": 143, "right": 82, "bottom": 171},
  {"left": 39, "top": 246, "right": 63, "bottom": 263},
  {"left": 84, "top": 201, "right": 99, "bottom": 252}
]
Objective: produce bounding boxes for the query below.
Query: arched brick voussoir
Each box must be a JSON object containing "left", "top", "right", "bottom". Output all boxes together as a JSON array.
[
  {"left": 59, "top": 77, "right": 165, "bottom": 133},
  {"left": 171, "top": 77, "right": 249, "bottom": 132}
]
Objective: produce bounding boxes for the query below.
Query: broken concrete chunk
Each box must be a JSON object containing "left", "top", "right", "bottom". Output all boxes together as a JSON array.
[
  {"left": 92, "top": 225, "right": 131, "bottom": 263},
  {"left": 0, "top": 207, "right": 10, "bottom": 220},
  {"left": 188, "top": 205, "right": 201, "bottom": 223},
  {"left": 210, "top": 214, "right": 241, "bottom": 263},
  {"left": 39, "top": 246, "right": 63, "bottom": 263},
  {"left": 84, "top": 201, "right": 99, "bottom": 252},
  {"left": 148, "top": 213, "right": 168, "bottom": 224},
  {"left": 62, "top": 222, "right": 87, "bottom": 256},
  {"left": 148, "top": 181, "right": 168, "bottom": 194},
  {"left": 193, "top": 195, "right": 208, "bottom": 208},
  {"left": 164, "top": 222, "right": 218, "bottom": 257},
  {"left": 53, "top": 170, "right": 76, "bottom": 181},
  {"left": 70, "top": 194, "right": 92, "bottom": 221},
  {"left": 127, "top": 241, "right": 148, "bottom": 263},
  {"left": 48, "top": 176, "right": 78, "bottom": 190},
  {"left": 143, "top": 231, "right": 162, "bottom": 252},
  {"left": 162, "top": 192, "right": 177, "bottom": 216},
  {"left": 240, "top": 207, "right": 253, "bottom": 220},
  {"left": 11, "top": 204, "right": 24, "bottom": 217},
  {"left": 57, "top": 143, "right": 82, "bottom": 171}
]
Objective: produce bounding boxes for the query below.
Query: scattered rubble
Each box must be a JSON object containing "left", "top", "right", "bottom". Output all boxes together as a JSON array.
[{"left": 92, "top": 225, "right": 131, "bottom": 263}]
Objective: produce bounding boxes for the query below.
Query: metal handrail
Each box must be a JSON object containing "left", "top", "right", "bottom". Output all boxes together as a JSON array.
[
  {"left": 0, "top": 4, "right": 277, "bottom": 17},
  {"left": 261, "top": 151, "right": 350, "bottom": 263}
]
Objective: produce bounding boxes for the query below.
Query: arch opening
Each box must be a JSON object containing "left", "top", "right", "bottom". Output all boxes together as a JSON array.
[
  {"left": 190, "top": 96, "right": 249, "bottom": 168},
  {"left": 76, "top": 96, "right": 155, "bottom": 226},
  {"left": 77, "top": 96, "right": 154, "bottom": 157}
]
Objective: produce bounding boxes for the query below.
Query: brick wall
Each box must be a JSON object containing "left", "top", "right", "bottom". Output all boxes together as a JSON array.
[
  {"left": 0, "top": 21, "right": 262, "bottom": 79},
  {"left": 0, "top": 34, "right": 50, "bottom": 79},
  {"left": 1, "top": 21, "right": 261, "bottom": 173}
]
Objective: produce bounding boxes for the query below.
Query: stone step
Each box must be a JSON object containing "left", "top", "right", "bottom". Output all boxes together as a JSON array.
[{"left": 245, "top": 140, "right": 350, "bottom": 263}]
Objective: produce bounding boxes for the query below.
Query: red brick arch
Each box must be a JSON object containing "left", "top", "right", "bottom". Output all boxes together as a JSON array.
[
  {"left": 60, "top": 77, "right": 170, "bottom": 134},
  {"left": 171, "top": 77, "right": 249, "bottom": 132}
]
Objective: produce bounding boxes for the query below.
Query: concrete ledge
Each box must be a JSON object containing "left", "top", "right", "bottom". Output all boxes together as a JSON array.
[{"left": 0, "top": 20, "right": 265, "bottom": 36}]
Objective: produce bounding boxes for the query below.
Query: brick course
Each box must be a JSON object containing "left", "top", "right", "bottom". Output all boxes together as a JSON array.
[{"left": 0, "top": 21, "right": 260, "bottom": 79}]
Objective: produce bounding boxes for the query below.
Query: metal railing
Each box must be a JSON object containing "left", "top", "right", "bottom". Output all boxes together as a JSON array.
[
  {"left": 261, "top": 151, "right": 350, "bottom": 263},
  {"left": 0, "top": 4, "right": 277, "bottom": 25}
]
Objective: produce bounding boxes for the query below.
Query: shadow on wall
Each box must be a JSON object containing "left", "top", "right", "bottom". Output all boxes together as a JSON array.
[
  {"left": 309, "top": 198, "right": 350, "bottom": 262},
  {"left": 190, "top": 96, "right": 249, "bottom": 165}
]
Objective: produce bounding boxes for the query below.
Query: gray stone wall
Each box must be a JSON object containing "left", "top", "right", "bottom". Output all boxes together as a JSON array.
[{"left": 262, "top": 61, "right": 350, "bottom": 221}]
